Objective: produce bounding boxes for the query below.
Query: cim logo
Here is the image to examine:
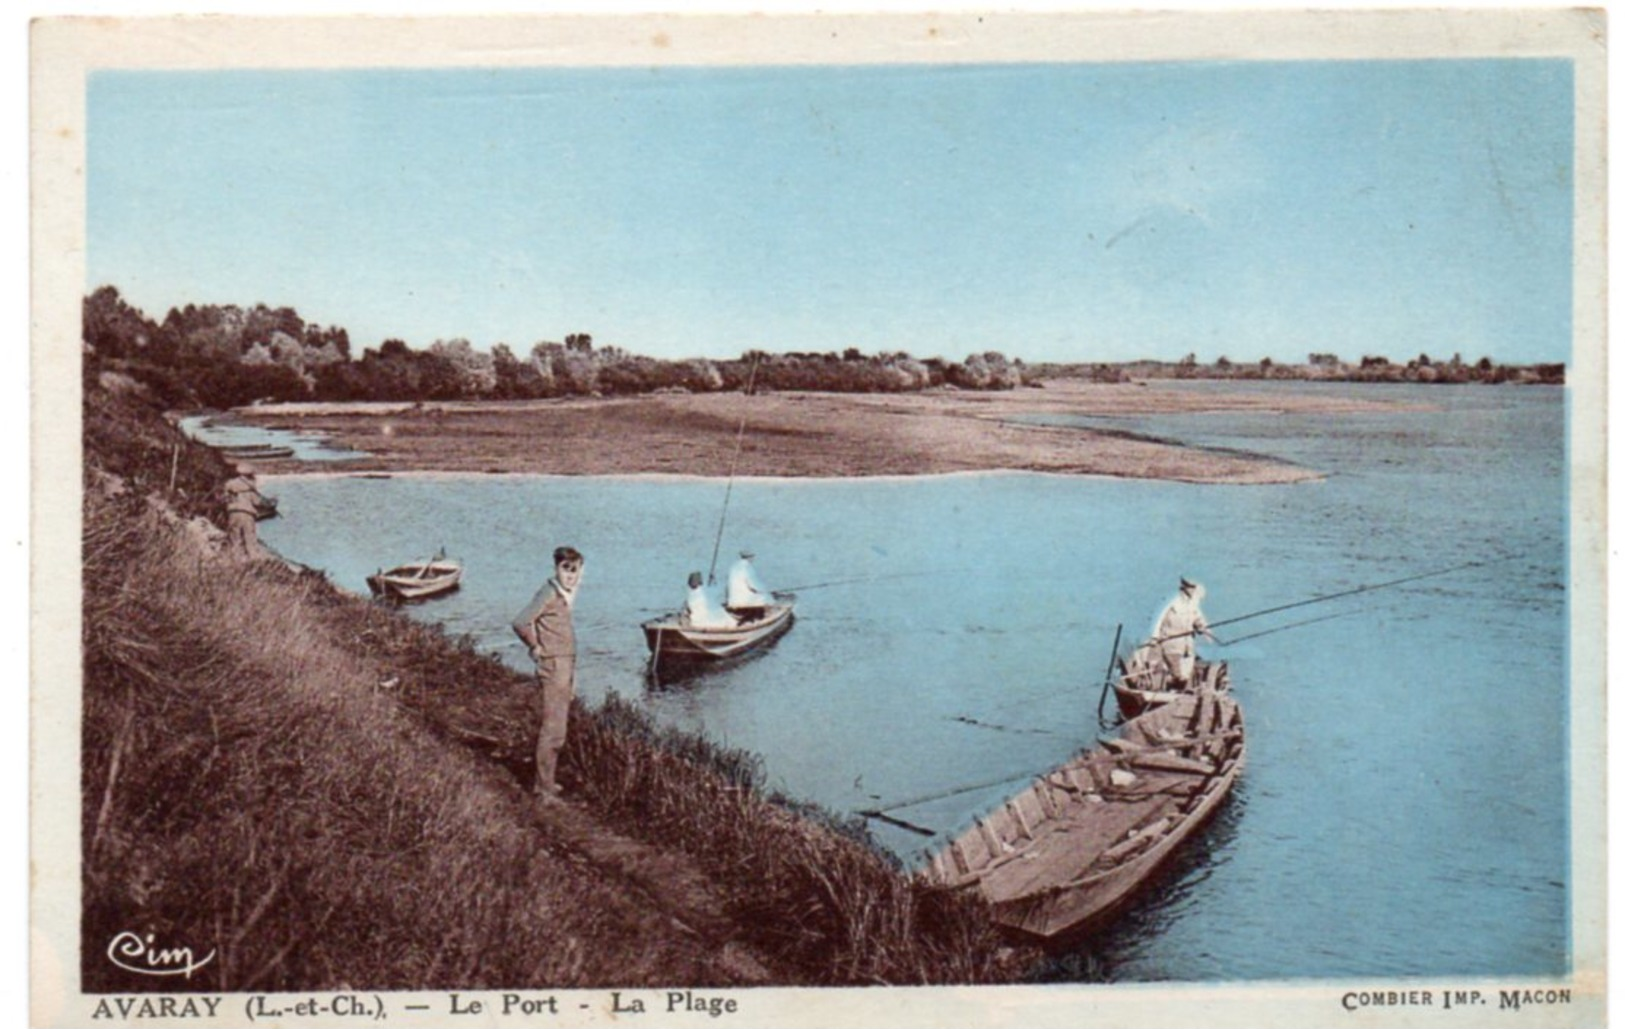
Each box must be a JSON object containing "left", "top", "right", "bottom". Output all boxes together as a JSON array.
[{"left": 107, "top": 931, "right": 216, "bottom": 979}]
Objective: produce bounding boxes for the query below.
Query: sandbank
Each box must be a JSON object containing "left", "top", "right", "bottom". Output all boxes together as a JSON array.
[{"left": 232, "top": 381, "right": 1412, "bottom": 485}]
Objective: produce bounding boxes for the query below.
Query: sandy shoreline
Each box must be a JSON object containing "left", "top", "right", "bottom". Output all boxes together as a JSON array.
[{"left": 230, "top": 380, "right": 1417, "bottom": 485}]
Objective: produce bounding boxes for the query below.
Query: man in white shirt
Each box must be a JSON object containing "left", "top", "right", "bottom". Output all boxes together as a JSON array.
[
  {"left": 1152, "top": 577, "right": 1215, "bottom": 688},
  {"left": 681, "top": 571, "right": 736, "bottom": 629},
  {"left": 725, "top": 549, "right": 772, "bottom": 622}
]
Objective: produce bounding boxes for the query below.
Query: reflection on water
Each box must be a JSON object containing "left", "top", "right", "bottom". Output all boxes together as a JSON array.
[{"left": 258, "top": 383, "right": 1568, "bottom": 982}]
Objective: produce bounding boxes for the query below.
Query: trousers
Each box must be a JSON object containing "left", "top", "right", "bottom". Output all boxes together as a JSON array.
[
  {"left": 226, "top": 510, "right": 257, "bottom": 558},
  {"left": 533, "top": 656, "right": 575, "bottom": 793}
]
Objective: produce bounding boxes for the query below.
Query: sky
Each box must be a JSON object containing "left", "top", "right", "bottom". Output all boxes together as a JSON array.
[{"left": 86, "top": 58, "right": 1574, "bottom": 365}]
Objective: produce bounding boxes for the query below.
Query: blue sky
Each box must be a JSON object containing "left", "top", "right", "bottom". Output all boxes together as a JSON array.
[{"left": 87, "top": 59, "right": 1573, "bottom": 364}]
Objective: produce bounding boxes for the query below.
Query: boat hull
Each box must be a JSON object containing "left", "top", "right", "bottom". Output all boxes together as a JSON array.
[
  {"left": 924, "top": 681, "right": 1244, "bottom": 941},
  {"left": 642, "top": 600, "right": 795, "bottom": 664},
  {"left": 219, "top": 444, "right": 296, "bottom": 460},
  {"left": 367, "top": 561, "right": 463, "bottom": 601}
]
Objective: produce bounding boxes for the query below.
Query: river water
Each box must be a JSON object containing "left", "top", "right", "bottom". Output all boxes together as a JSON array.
[{"left": 258, "top": 382, "right": 1569, "bottom": 982}]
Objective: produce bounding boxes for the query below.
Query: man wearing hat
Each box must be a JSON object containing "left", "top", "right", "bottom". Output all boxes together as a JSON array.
[
  {"left": 725, "top": 549, "right": 772, "bottom": 623},
  {"left": 512, "top": 546, "right": 584, "bottom": 800},
  {"left": 222, "top": 463, "right": 265, "bottom": 559},
  {"left": 1151, "top": 577, "right": 1215, "bottom": 689}
]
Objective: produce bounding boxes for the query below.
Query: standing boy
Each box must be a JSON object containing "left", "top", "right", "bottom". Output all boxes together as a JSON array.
[{"left": 512, "top": 546, "right": 584, "bottom": 799}]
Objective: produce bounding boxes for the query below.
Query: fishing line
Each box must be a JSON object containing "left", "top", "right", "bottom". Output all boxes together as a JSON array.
[
  {"left": 1153, "top": 554, "right": 1518, "bottom": 644},
  {"left": 1217, "top": 607, "right": 1373, "bottom": 646},
  {"left": 774, "top": 569, "right": 955, "bottom": 593}
]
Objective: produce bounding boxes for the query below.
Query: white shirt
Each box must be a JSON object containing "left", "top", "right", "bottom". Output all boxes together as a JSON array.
[
  {"left": 1153, "top": 587, "right": 1209, "bottom": 646},
  {"left": 726, "top": 558, "right": 771, "bottom": 608},
  {"left": 682, "top": 584, "right": 736, "bottom": 628}
]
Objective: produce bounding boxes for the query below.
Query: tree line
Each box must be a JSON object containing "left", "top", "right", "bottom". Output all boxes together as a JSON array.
[
  {"left": 82, "top": 287, "right": 1026, "bottom": 409},
  {"left": 1029, "top": 350, "right": 1565, "bottom": 386}
]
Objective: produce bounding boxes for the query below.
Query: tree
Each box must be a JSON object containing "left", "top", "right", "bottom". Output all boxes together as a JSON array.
[
  {"left": 428, "top": 338, "right": 497, "bottom": 397},
  {"left": 82, "top": 286, "right": 156, "bottom": 357}
]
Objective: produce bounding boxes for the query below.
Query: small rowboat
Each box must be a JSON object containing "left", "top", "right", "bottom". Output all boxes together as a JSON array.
[
  {"left": 1112, "top": 656, "right": 1231, "bottom": 720},
  {"left": 642, "top": 596, "right": 796, "bottom": 669},
  {"left": 922, "top": 682, "right": 1245, "bottom": 940},
  {"left": 219, "top": 443, "right": 296, "bottom": 460},
  {"left": 367, "top": 558, "right": 463, "bottom": 601},
  {"left": 253, "top": 494, "right": 279, "bottom": 521}
]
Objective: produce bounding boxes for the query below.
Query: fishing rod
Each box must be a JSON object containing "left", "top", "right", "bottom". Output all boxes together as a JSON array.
[
  {"left": 1218, "top": 607, "right": 1371, "bottom": 647},
  {"left": 860, "top": 726, "right": 1245, "bottom": 835},
  {"left": 857, "top": 768, "right": 1044, "bottom": 828},
  {"left": 1151, "top": 555, "right": 1516, "bottom": 644},
  {"left": 706, "top": 354, "right": 762, "bottom": 585}
]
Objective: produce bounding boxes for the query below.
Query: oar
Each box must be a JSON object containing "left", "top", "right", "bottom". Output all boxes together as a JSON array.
[{"left": 414, "top": 546, "right": 446, "bottom": 579}]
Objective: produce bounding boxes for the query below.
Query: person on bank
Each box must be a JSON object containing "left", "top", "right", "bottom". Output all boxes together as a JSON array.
[
  {"left": 512, "top": 546, "right": 584, "bottom": 800},
  {"left": 681, "top": 571, "right": 736, "bottom": 629},
  {"left": 725, "top": 549, "right": 773, "bottom": 622},
  {"left": 1151, "top": 576, "right": 1217, "bottom": 689},
  {"left": 222, "top": 463, "right": 265, "bottom": 560}
]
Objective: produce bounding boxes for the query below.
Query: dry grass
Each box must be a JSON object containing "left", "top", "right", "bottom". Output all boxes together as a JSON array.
[
  {"left": 571, "top": 694, "right": 1024, "bottom": 985},
  {"left": 81, "top": 490, "right": 734, "bottom": 991}
]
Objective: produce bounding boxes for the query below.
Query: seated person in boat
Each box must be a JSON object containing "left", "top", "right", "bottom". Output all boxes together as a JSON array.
[
  {"left": 725, "top": 550, "right": 772, "bottom": 622},
  {"left": 680, "top": 572, "right": 736, "bottom": 629},
  {"left": 1150, "top": 577, "right": 1215, "bottom": 689}
]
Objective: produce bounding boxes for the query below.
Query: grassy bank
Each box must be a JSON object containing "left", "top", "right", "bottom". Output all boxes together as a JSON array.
[{"left": 81, "top": 374, "right": 1030, "bottom": 990}]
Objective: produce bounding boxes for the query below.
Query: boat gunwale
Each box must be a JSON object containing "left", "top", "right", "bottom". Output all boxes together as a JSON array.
[{"left": 640, "top": 600, "right": 796, "bottom": 641}]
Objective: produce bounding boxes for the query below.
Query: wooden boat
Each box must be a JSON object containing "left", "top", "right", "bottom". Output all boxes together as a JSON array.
[
  {"left": 1112, "top": 655, "right": 1231, "bottom": 719},
  {"left": 922, "top": 683, "right": 1245, "bottom": 940},
  {"left": 219, "top": 444, "right": 296, "bottom": 460},
  {"left": 367, "top": 558, "right": 463, "bottom": 601},
  {"left": 642, "top": 596, "right": 796, "bottom": 667},
  {"left": 253, "top": 494, "right": 279, "bottom": 520}
]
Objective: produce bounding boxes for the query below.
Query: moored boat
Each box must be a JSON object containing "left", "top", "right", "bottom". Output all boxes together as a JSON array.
[
  {"left": 922, "top": 682, "right": 1245, "bottom": 940},
  {"left": 642, "top": 595, "right": 796, "bottom": 669},
  {"left": 219, "top": 443, "right": 296, "bottom": 460},
  {"left": 367, "top": 557, "right": 463, "bottom": 601}
]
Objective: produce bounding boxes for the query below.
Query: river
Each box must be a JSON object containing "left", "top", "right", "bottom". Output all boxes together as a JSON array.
[{"left": 257, "top": 381, "right": 1569, "bottom": 983}]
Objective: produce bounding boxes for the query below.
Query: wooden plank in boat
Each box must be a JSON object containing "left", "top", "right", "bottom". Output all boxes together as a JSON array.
[
  {"left": 1129, "top": 753, "right": 1217, "bottom": 776},
  {"left": 982, "top": 789, "right": 1180, "bottom": 900}
]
